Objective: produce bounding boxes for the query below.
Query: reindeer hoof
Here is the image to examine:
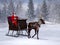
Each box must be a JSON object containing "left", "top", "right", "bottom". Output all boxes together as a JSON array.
[
  {"left": 28, "top": 36, "right": 31, "bottom": 38},
  {"left": 37, "top": 38, "right": 39, "bottom": 39},
  {"left": 32, "top": 36, "right": 34, "bottom": 38}
]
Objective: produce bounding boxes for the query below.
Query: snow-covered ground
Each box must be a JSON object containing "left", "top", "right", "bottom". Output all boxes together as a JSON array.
[{"left": 0, "top": 22, "right": 60, "bottom": 45}]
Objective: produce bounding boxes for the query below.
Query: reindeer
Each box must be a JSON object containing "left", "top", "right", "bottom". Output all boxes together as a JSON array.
[{"left": 28, "top": 19, "right": 45, "bottom": 39}]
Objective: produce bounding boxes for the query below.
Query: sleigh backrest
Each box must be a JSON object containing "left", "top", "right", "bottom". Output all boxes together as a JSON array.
[
  {"left": 7, "top": 16, "right": 19, "bottom": 30},
  {"left": 18, "top": 19, "right": 27, "bottom": 30}
]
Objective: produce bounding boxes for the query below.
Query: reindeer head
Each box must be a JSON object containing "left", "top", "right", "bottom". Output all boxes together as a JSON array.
[{"left": 38, "top": 19, "right": 45, "bottom": 25}]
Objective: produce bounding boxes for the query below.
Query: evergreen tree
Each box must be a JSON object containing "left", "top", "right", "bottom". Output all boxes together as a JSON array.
[
  {"left": 0, "top": 9, "right": 1, "bottom": 18},
  {"left": 2, "top": 2, "right": 7, "bottom": 22},
  {"left": 8, "top": 0, "right": 15, "bottom": 15},
  {"left": 16, "top": 0, "right": 23, "bottom": 18},
  {"left": 28, "top": 0, "right": 35, "bottom": 20},
  {"left": 40, "top": 0, "right": 48, "bottom": 20},
  {"left": 0, "top": 9, "right": 2, "bottom": 22},
  {"left": 16, "top": 0, "right": 26, "bottom": 19},
  {"left": 35, "top": 4, "right": 43, "bottom": 19},
  {"left": 48, "top": 3, "right": 60, "bottom": 23}
]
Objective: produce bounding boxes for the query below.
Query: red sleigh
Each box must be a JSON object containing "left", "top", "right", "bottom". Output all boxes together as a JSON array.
[{"left": 7, "top": 13, "right": 27, "bottom": 37}]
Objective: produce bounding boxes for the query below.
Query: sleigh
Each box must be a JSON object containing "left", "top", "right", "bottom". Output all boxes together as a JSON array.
[{"left": 7, "top": 16, "right": 27, "bottom": 37}]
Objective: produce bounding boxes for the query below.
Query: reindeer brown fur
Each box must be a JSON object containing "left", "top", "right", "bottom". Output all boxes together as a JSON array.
[{"left": 28, "top": 19, "right": 45, "bottom": 39}]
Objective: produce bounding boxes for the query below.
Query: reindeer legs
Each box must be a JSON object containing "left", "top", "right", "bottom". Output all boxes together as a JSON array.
[
  {"left": 28, "top": 29, "right": 31, "bottom": 38},
  {"left": 37, "top": 30, "right": 39, "bottom": 39},
  {"left": 32, "top": 30, "right": 37, "bottom": 38},
  {"left": 32, "top": 30, "right": 39, "bottom": 39}
]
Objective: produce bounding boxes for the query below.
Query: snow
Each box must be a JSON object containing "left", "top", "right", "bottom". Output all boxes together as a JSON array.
[{"left": 0, "top": 22, "right": 60, "bottom": 45}]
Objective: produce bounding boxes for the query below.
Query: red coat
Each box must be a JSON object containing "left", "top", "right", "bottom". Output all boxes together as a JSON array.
[{"left": 11, "top": 15, "right": 18, "bottom": 26}]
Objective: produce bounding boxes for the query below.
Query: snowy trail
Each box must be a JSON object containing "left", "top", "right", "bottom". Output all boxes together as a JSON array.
[
  {"left": 0, "top": 23, "right": 60, "bottom": 45},
  {"left": 0, "top": 37, "right": 60, "bottom": 45}
]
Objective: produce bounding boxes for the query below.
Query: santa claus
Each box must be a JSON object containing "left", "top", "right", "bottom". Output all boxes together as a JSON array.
[{"left": 11, "top": 12, "right": 18, "bottom": 26}]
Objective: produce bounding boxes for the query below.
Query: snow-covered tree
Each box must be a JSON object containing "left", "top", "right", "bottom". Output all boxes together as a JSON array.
[
  {"left": 16, "top": 0, "right": 26, "bottom": 19},
  {"left": 16, "top": 0, "right": 22, "bottom": 14},
  {"left": 0, "top": 9, "right": 1, "bottom": 18},
  {"left": 0, "top": 9, "right": 2, "bottom": 22},
  {"left": 8, "top": 0, "right": 15, "bottom": 15},
  {"left": 16, "top": 0, "right": 24, "bottom": 18},
  {"left": 1, "top": 2, "right": 7, "bottom": 22},
  {"left": 35, "top": 4, "right": 43, "bottom": 19},
  {"left": 27, "top": 0, "right": 35, "bottom": 20},
  {"left": 40, "top": 0, "right": 48, "bottom": 20},
  {"left": 48, "top": 3, "right": 60, "bottom": 23}
]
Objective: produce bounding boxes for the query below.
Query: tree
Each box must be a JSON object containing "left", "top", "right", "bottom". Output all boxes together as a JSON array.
[
  {"left": 35, "top": 4, "right": 43, "bottom": 19},
  {"left": 48, "top": 3, "right": 60, "bottom": 23},
  {"left": 40, "top": 0, "right": 48, "bottom": 20},
  {"left": 0, "top": 9, "right": 1, "bottom": 18},
  {"left": 27, "top": 0, "right": 35, "bottom": 20},
  {"left": 16, "top": 0, "right": 27, "bottom": 19},
  {"left": 0, "top": 9, "right": 2, "bottom": 22},
  {"left": 8, "top": 0, "right": 15, "bottom": 15},
  {"left": 16, "top": 0, "right": 23, "bottom": 18},
  {"left": 1, "top": 2, "right": 7, "bottom": 22}
]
